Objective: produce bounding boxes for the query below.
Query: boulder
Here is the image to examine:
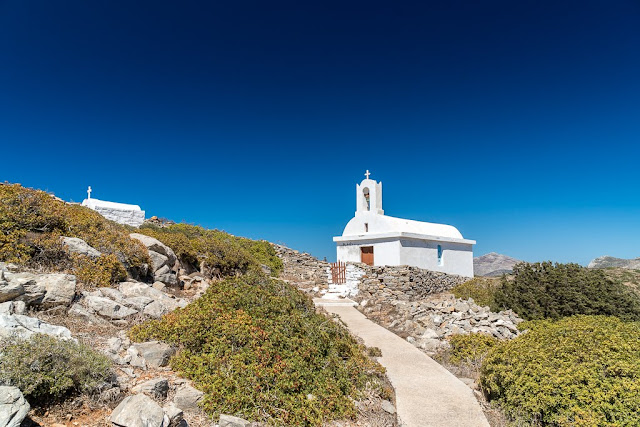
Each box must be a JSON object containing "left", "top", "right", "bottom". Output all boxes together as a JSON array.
[
  {"left": 61, "top": 236, "right": 102, "bottom": 258},
  {"left": 130, "top": 234, "right": 177, "bottom": 267},
  {"left": 162, "top": 403, "right": 183, "bottom": 426},
  {"left": 143, "top": 301, "right": 172, "bottom": 319},
  {"left": 0, "top": 279, "right": 24, "bottom": 303},
  {"left": 110, "top": 393, "right": 167, "bottom": 427},
  {"left": 153, "top": 273, "right": 178, "bottom": 288},
  {"left": 154, "top": 265, "right": 171, "bottom": 278},
  {"left": 380, "top": 400, "right": 396, "bottom": 414},
  {"left": 132, "top": 341, "right": 176, "bottom": 368},
  {"left": 219, "top": 414, "right": 251, "bottom": 427},
  {"left": 119, "top": 282, "right": 186, "bottom": 312},
  {"left": 68, "top": 303, "right": 111, "bottom": 326},
  {"left": 38, "top": 273, "right": 76, "bottom": 308},
  {"left": 0, "top": 314, "right": 74, "bottom": 340},
  {"left": 0, "top": 301, "right": 26, "bottom": 316},
  {"left": 0, "top": 386, "right": 30, "bottom": 427},
  {"left": 2, "top": 272, "right": 75, "bottom": 308},
  {"left": 132, "top": 378, "right": 169, "bottom": 400},
  {"left": 173, "top": 385, "right": 203, "bottom": 411},
  {"left": 149, "top": 252, "right": 170, "bottom": 273},
  {"left": 83, "top": 295, "right": 138, "bottom": 320}
]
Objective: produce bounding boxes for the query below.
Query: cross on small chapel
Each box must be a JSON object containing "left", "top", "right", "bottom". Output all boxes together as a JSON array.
[
  {"left": 364, "top": 170, "right": 371, "bottom": 179},
  {"left": 87, "top": 186, "right": 92, "bottom": 199}
]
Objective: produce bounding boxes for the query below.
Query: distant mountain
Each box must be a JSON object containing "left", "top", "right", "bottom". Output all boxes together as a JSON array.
[
  {"left": 588, "top": 256, "right": 640, "bottom": 270},
  {"left": 474, "top": 252, "right": 522, "bottom": 277}
]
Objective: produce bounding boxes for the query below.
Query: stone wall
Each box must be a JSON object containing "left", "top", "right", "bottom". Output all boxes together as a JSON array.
[
  {"left": 273, "top": 244, "right": 329, "bottom": 291},
  {"left": 355, "top": 265, "right": 468, "bottom": 304}
]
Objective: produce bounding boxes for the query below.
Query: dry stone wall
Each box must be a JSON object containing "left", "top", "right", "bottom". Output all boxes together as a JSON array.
[
  {"left": 356, "top": 265, "right": 467, "bottom": 303},
  {"left": 273, "top": 244, "right": 329, "bottom": 291}
]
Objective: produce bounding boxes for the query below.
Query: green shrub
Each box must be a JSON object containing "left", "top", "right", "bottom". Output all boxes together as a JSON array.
[
  {"left": 129, "top": 273, "right": 386, "bottom": 426},
  {"left": 0, "top": 184, "right": 150, "bottom": 283},
  {"left": 0, "top": 334, "right": 113, "bottom": 405},
  {"left": 494, "top": 262, "right": 640, "bottom": 321},
  {"left": 447, "top": 333, "right": 499, "bottom": 369},
  {"left": 139, "top": 223, "right": 282, "bottom": 278},
  {"left": 481, "top": 316, "right": 640, "bottom": 426},
  {"left": 451, "top": 277, "right": 501, "bottom": 308}
]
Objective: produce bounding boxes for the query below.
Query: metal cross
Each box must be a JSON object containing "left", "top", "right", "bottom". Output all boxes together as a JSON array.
[
  {"left": 364, "top": 170, "right": 371, "bottom": 179},
  {"left": 87, "top": 186, "right": 92, "bottom": 199}
]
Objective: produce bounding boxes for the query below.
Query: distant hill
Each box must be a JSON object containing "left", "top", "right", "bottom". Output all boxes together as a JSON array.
[
  {"left": 474, "top": 252, "right": 522, "bottom": 277},
  {"left": 588, "top": 256, "right": 640, "bottom": 270}
]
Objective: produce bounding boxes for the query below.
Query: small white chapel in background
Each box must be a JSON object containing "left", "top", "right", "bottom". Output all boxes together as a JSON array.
[
  {"left": 333, "top": 171, "right": 475, "bottom": 277},
  {"left": 82, "top": 186, "right": 145, "bottom": 227}
]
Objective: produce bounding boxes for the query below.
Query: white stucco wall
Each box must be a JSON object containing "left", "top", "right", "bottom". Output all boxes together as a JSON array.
[
  {"left": 337, "top": 239, "right": 401, "bottom": 266},
  {"left": 398, "top": 239, "right": 474, "bottom": 277},
  {"left": 82, "top": 198, "right": 145, "bottom": 227}
]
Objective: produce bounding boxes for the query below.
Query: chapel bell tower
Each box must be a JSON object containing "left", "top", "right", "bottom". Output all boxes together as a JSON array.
[{"left": 356, "top": 170, "right": 383, "bottom": 216}]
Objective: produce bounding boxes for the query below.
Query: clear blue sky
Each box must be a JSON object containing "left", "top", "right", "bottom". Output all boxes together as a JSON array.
[{"left": 1, "top": 1, "right": 639, "bottom": 265}]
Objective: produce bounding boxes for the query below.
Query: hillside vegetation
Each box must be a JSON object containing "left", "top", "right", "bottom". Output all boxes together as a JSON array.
[
  {"left": 129, "top": 273, "right": 389, "bottom": 426},
  {"left": 0, "top": 183, "right": 150, "bottom": 285},
  {"left": 138, "top": 223, "right": 282, "bottom": 278}
]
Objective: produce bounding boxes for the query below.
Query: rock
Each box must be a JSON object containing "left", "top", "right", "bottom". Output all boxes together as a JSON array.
[
  {"left": 110, "top": 393, "right": 166, "bottom": 427},
  {"left": 132, "top": 378, "right": 169, "bottom": 399},
  {"left": 421, "top": 328, "right": 439, "bottom": 340},
  {"left": 173, "top": 385, "right": 203, "bottom": 411},
  {"left": 130, "top": 234, "right": 177, "bottom": 267},
  {"left": 149, "top": 252, "right": 170, "bottom": 273},
  {"left": 61, "top": 236, "right": 101, "bottom": 258},
  {"left": 154, "top": 273, "right": 178, "bottom": 288},
  {"left": 162, "top": 403, "right": 183, "bottom": 426},
  {"left": 380, "top": 400, "right": 396, "bottom": 414},
  {"left": 152, "top": 282, "right": 166, "bottom": 291},
  {"left": 3, "top": 272, "right": 75, "bottom": 308},
  {"left": 38, "top": 273, "right": 76, "bottom": 308},
  {"left": 124, "top": 296, "right": 155, "bottom": 312},
  {"left": 0, "top": 301, "right": 26, "bottom": 315},
  {"left": 0, "top": 386, "right": 30, "bottom": 427},
  {"left": 68, "top": 303, "right": 111, "bottom": 325},
  {"left": 454, "top": 302, "right": 470, "bottom": 312},
  {"left": 0, "top": 280, "right": 24, "bottom": 303},
  {"left": 107, "top": 337, "right": 124, "bottom": 354},
  {"left": 143, "top": 301, "right": 171, "bottom": 319},
  {"left": 132, "top": 341, "right": 176, "bottom": 368},
  {"left": 219, "top": 414, "right": 251, "bottom": 427},
  {"left": 0, "top": 313, "right": 74, "bottom": 340},
  {"left": 83, "top": 295, "right": 138, "bottom": 320},
  {"left": 154, "top": 265, "right": 171, "bottom": 278},
  {"left": 120, "top": 282, "right": 186, "bottom": 313}
]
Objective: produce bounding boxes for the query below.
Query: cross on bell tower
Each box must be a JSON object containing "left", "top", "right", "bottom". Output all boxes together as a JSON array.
[
  {"left": 87, "top": 186, "right": 92, "bottom": 200},
  {"left": 364, "top": 170, "right": 371, "bottom": 179}
]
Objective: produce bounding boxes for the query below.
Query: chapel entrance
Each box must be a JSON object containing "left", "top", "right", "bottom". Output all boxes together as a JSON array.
[{"left": 360, "top": 246, "right": 374, "bottom": 266}]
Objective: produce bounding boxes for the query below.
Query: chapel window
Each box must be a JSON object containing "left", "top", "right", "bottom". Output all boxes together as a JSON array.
[
  {"left": 365, "top": 223, "right": 369, "bottom": 232},
  {"left": 437, "top": 245, "right": 443, "bottom": 266}
]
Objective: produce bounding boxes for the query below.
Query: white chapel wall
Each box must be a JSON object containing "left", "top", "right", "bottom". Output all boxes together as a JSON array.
[{"left": 399, "top": 239, "right": 473, "bottom": 277}]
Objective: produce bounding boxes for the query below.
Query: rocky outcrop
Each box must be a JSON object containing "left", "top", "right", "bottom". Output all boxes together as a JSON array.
[
  {"left": 588, "top": 256, "right": 640, "bottom": 270},
  {"left": 473, "top": 252, "right": 522, "bottom": 277},
  {"left": 131, "top": 378, "right": 169, "bottom": 400},
  {"left": 130, "top": 234, "right": 178, "bottom": 287},
  {"left": 0, "top": 386, "right": 30, "bottom": 427},
  {"left": 110, "top": 393, "right": 167, "bottom": 427},
  {"left": 61, "top": 236, "right": 102, "bottom": 258},
  {"left": 0, "top": 313, "right": 74, "bottom": 340},
  {"left": 0, "top": 270, "right": 76, "bottom": 309}
]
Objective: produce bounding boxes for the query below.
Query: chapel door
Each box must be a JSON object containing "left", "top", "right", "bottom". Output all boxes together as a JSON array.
[{"left": 361, "top": 246, "right": 374, "bottom": 266}]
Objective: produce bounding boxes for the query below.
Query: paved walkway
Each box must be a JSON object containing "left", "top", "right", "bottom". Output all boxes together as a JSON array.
[{"left": 321, "top": 303, "right": 490, "bottom": 427}]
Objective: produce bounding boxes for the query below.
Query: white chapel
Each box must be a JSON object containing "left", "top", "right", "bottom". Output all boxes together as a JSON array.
[
  {"left": 81, "top": 186, "right": 146, "bottom": 227},
  {"left": 333, "top": 172, "right": 475, "bottom": 277}
]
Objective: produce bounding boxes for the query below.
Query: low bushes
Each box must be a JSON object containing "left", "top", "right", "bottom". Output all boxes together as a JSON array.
[
  {"left": 494, "top": 262, "right": 640, "bottom": 321},
  {"left": 451, "top": 277, "right": 501, "bottom": 308},
  {"left": 481, "top": 316, "right": 640, "bottom": 426},
  {"left": 129, "top": 273, "right": 388, "bottom": 426},
  {"left": 138, "top": 223, "right": 282, "bottom": 278},
  {"left": 0, "top": 334, "right": 113, "bottom": 405},
  {"left": 447, "top": 333, "right": 498, "bottom": 370}
]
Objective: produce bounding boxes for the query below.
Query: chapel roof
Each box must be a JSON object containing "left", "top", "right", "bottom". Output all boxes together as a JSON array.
[{"left": 82, "top": 198, "right": 142, "bottom": 211}]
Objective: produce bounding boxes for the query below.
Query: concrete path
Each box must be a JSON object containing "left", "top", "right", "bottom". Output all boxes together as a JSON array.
[{"left": 322, "top": 304, "right": 490, "bottom": 427}]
